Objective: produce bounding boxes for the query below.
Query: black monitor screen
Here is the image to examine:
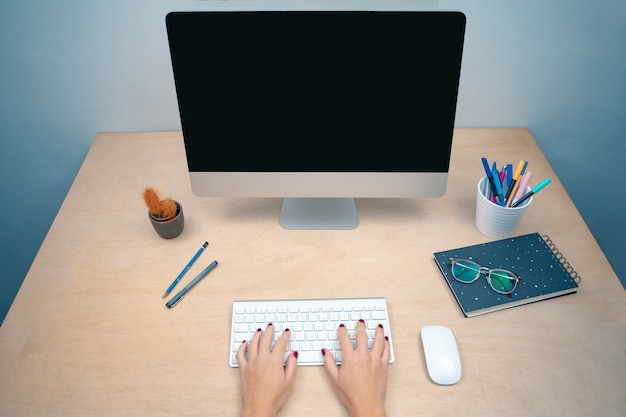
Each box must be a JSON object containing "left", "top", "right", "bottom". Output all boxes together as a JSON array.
[{"left": 166, "top": 11, "right": 465, "bottom": 173}]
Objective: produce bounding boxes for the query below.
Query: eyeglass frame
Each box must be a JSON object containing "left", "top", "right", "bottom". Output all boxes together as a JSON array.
[{"left": 448, "top": 257, "right": 522, "bottom": 298}]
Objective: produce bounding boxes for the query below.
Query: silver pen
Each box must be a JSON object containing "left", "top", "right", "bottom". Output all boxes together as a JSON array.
[{"left": 165, "top": 260, "right": 218, "bottom": 308}]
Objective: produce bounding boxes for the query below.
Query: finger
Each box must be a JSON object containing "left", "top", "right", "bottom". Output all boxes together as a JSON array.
[
  {"left": 381, "top": 335, "right": 391, "bottom": 364},
  {"left": 272, "top": 328, "right": 292, "bottom": 360},
  {"left": 355, "top": 319, "right": 368, "bottom": 351},
  {"left": 259, "top": 323, "right": 275, "bottom": 353},
  {"left": 247, "top": 327, "right": 263, "bottom": 357},
  {"left": 236, "top": 340, "right": 248, "bottom": 369},
  {"left": 337, "top": 323, "right": 353, "bottom": 353},
  {"left": 370, "top": 323, "right": 386, "bottom": 356},
  {"left": 321, "top": 347, "right": 339, "bottom": 385},
  {"left": 284, "top": 350, "right": 299, "bottom": 383}
]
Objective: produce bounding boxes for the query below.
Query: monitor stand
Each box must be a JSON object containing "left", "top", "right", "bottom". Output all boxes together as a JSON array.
[{"left": 279, "top": 198, "right": 359, "bottom": 230}]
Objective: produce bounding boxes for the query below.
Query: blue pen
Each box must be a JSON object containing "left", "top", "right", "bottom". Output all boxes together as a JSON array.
[
  {"left": 481, "top": 158, "right": 499, "bottom": 202},
  {"left": 506, "top": 164, "right": 513, "bottom": 188},
  {"left": 510, "top": 178, "right": 552, "bottom": 207},
  {"left": 163, "top": 241, "right": 209, "bottom": 298}
]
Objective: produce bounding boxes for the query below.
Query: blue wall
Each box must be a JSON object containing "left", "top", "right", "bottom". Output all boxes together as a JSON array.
[{"left": 1, "top": 1, "right": 625, "bottom": 323}]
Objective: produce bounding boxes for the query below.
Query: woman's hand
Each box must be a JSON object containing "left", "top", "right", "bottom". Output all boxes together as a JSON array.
[
  {"left": 322, "top": 320, "right": 390, "bottom": 417},
  {"left": 236, "top": 324, "right": 298, "bottom": 417}
]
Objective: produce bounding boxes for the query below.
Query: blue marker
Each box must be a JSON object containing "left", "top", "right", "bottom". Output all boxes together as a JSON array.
[
  {"left": 510, "top": 178, "right": 552, "bottom": 207},
  {"left": 506, "top": 164, "right": 513, "bottom": 188},
  {"left": 481, "top": 158, "right": 500, "bottom": 202},
  {"left": 492, "top": 167, "right": 505, "bottom": 205}
]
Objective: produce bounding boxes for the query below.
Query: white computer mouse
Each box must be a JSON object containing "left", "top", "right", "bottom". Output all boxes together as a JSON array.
[{"left": 420, "top": 325, "right": 462, "bottom": 385}]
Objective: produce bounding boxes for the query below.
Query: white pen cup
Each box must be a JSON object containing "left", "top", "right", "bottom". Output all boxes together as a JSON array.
[{"left": 475, "top": 176, "right": 532, "bottom": 239}]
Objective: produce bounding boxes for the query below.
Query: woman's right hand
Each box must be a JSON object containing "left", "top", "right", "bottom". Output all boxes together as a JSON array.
[{"left": 321, "top": 320, "right": 390, "bottom": 417}]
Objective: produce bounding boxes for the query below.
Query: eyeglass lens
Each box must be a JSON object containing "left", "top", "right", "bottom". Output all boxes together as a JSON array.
[
  {"left": 451, "top": 259, "right": 518, "bottom": 294},
  {"left": 450, "top": 260, "right": 481, "bottom": 283},
  {"left": 487, "top": 270, "right": 517, "bottom": 293}
]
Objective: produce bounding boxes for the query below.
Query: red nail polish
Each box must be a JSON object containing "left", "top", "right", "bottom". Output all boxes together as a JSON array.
[
  {"left": 378, "top": 323, "right": 383, "bottom": 329},
  {"left": 385, "top": 336, "right": 389, "bottom": 341},
  {"left": 256, "top": 328, "right": 262, "bottom": 332},
  {"left": 285, "top": 328, "right": 290, "bottom": 332},
  {"left": 339, "top": 323, "right": 345, "bottom": 328},
  {"left": 359, "top": 319, "right": 365, "bottom": 323},
  {"left": 294, "top": 351, "right": 299, "bottom": 359},
  {"left": 268, "top": 323, "right": 273, "bottom": 326},
  {"left": 321, "top": 348, "right": 326, "bottom": 356}
]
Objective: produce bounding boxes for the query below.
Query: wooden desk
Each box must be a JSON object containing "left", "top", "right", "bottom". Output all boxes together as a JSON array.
[{"left": 1, "top": 129, "right": 624, "bottom": 417}]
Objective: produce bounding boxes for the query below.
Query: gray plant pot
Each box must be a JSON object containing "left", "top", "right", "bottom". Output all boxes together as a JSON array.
[{"left": 148, "top": 201, "right": 184, "bottom": 239}]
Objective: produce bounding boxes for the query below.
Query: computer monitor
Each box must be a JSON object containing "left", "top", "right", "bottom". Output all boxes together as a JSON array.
[{"left": 166, "top": 10, "right": 466, "bottom": 229}]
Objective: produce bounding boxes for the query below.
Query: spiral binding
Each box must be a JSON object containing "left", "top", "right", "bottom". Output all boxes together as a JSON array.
[{"left": 542, "top": 235, "right": 582, "bottom": 284}]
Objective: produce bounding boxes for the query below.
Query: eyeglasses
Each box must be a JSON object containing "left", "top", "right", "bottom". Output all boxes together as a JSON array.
[{"left": 448, "top": 258, "right": 522, "bottom": 297}]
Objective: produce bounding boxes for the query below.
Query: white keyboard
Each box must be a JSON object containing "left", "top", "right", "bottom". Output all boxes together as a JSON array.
[{"left": 229, "top": 297, "right": 395, "bottom": 367}]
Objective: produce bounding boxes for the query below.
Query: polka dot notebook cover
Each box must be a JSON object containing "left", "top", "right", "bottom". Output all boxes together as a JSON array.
[{"left": 433, "top": 232, "right": 581, "bottom": 317}]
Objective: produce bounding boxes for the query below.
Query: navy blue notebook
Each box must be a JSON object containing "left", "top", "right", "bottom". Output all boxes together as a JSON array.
[{"left": 434, "top": 233, "right": 581, "bottom": 317}]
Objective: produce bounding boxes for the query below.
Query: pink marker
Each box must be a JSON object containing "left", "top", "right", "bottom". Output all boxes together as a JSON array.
[{"left": 512, "top": 171, "right": 533, "bottom": 203}]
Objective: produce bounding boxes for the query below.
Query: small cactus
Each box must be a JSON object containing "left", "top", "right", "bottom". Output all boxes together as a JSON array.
[{"left": 142, "top": 187, "right": 178, "bottom": 221}]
